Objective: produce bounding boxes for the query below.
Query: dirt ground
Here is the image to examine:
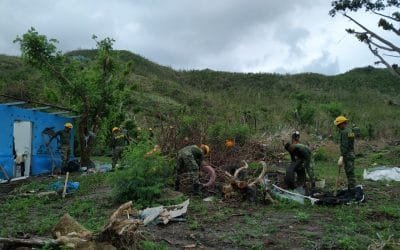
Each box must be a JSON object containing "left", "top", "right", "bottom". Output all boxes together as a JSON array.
[{"left": 141, "top": 179, "right": 400, "bottom": 249}]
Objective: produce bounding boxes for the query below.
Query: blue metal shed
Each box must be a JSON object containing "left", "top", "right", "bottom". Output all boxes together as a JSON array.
[{"left": 0, "top": 104, "right": 74, "bottom": 179}]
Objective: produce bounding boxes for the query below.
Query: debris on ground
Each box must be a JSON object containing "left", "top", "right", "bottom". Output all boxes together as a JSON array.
[
  {"left": 313, "top": 185, "right": 366, "bottom": 205},
  {"left": 139, "top": 199, "right": 189, "bottom": 225},
  {"left": 223, "top": 160, "right": 269, "bottom": 202},
  {"left": 15, "top": 190, "right": 58, "bottom": 198},
  {"left": 0, "top": 176, "right": 29, "bottom": 184},
  {"left": 267, "top": 181, "right": 319, "bottom": 205},
  {"left": 98, "top": 201, "right": 143, "bottom": 249},
  {"left": 0, "top": 235, "right": 58, "bottom": 249},
  {"left": 95, "top": 162, "right": 113, "bottom": 173},
  {"left": 49, "top": 180, "right": 79, "bottom": 195},
  {"left": 203, "top": 196, "right": 215, "bottom": 202},
  {"left": 52, "top": 213, "right": 93, "bottom": 248},
  {"left": 363, "top": 166, "right": 400, "bottom": 181}
]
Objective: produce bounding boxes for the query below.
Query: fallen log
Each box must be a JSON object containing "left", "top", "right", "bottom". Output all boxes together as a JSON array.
[
  {"left": 0, "top": 236, "right": 57, "bottom": 248},
  {"left": 98, "top": 201, "right": 143, "bottom": 249},
  {"left": 223, "top": 161, "right": 269, "bottom": 201}
]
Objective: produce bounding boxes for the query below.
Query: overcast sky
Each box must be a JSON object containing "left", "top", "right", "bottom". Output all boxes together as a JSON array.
[{"left": 0, "top": 0, "right": 394, "bottom": 75}]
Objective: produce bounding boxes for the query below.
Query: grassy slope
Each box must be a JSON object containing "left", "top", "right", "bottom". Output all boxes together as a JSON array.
[{"left": 0, "top": 147, "right": 399, "bottom": 249}]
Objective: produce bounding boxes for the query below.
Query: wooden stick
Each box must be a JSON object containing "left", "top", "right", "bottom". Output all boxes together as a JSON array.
[{"left": 62, "top": 172, "right": 70, "bottom": 198}]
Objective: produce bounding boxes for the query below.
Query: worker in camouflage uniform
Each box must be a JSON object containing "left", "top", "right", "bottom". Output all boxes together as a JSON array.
[
  {"left": 292, "top": 131, "right": 300, "bottom": 144},
  {"left": 284, "top": 142, "right": 315, "bottom": 189},
  {"left": 48, "top": 123, "right": 73, "bottom": 173},
  {"left": 334, "top": 115, "right": 356, "bottom": 195},
  {"left": 111, "top": 127, "right": 130, "bottom": 170},
  {"left": 175, "top": 144, "right": 210, "bottom": 195}
]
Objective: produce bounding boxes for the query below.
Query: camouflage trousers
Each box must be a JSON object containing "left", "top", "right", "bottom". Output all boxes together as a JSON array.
[
  {"left": 285, "top": 159, "right": 315, "bottom": 189},
  {"left": 112, "top": 146, "right": 125, "bottom": 169},
  {"left": 60, "top": 145, "right": 70, "bottom": 172},
  {"left": 344, "top": 157, "right": 356, "bottom": 190},
  {"left": 303, "top": 159, "right": 315, "bottom": 184},
  {"left": 175, "top": 152, "right": 200, "bottom": 190}
]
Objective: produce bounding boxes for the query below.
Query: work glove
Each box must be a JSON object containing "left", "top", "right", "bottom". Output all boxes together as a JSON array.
[{"left": 337, "top": 156, "right": 344, "bottom": 168}]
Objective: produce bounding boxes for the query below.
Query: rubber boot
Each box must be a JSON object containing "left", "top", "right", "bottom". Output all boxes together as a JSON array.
[{"left": 175, "top": 178, "right": 180, "bottom": 191}]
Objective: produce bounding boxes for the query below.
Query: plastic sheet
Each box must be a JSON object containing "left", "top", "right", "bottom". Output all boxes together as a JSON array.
[
  {"left": 363, "top": 167, "right": 400, "bottom": 181},
  {"left": 50, "top": 181, "right": 80, "bottom": 194}
]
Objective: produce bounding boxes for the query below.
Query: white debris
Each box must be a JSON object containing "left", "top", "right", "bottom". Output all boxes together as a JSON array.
[{"left": 363, "top": 167, "right": 400, "bottom": 181}]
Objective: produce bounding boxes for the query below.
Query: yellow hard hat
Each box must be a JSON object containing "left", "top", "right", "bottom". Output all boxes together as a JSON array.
[
  {"left": 112, "top": 127, "right": 119, "bottom": 132},
  {"left": 64, "top": 122, "right": 73, "bottom": 129},
  {"left": 225, "top": 139, "right": 234, "bottom": 149},
  {"left": 200, "top": 144, "right": 210, "bottom": 155},
  {"left": 334, "top": 116, "right": 348, "bottom": 126}
]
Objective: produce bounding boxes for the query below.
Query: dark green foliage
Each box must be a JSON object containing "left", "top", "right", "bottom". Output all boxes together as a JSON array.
[
  {"left": 208, "top": 123, "right": 251, "bottom": 147},
  {"left": 13, "top": 28, "right": 128, "bottom": 163},
  {"left": 1, "top": 48, "right": 400, "bottom": 141},
  {"left": 108, "top": 141, "right": 174, "bottom": 207},
  {"left": 321, "top": 102, "right": 344, "bottom": 118},
  {"left": 313, "top": 148, "right": 329, "bottom": 162},
  {"left": 294, "top": 103, "right": 316, "bottom": 126}
]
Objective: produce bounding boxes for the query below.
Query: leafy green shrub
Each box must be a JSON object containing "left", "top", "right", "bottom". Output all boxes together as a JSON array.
[
  {"left": 321, "top": 102, "right": 344, "bottom": 118},
  {"left": 108, "top": 141, "right": 174, "bottom": 207},
  {"left": 295, "top": 103, "right": 316, "bottom": 126},
  {"left": 313, "top": 148, "right": 329, "bottom": 162},
  {"left": 208, "top": 123, "right": 251, "bottom": 146}
]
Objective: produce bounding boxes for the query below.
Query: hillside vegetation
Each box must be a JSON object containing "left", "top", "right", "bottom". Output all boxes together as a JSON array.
[
  {"left": 1, "top": 51, "right": 400, "bottom": 249},
  {"left": 1, "top": 50, "right": 399, "bottom": 147}
]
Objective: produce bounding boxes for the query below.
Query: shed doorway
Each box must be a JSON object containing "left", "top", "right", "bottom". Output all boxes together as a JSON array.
[{"left": 13, "top": 121, "right": 32, "bottom": 177}]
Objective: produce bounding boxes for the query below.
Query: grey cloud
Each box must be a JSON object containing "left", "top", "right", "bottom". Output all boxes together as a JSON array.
[
  {"left": 275, "top": 27, "right": 310, "bottom": 57},
  {"left": 0, "top": 0, "right": 370, "bottom": 74},
  {"left": 301, "top": 51, "right": 340, "bottom": 75}
]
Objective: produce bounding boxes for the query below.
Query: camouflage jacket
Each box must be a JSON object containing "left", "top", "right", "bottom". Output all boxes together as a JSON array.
[
  {"left": 111, "top": 131, "right": 130, "bottom": 148},
  {"left": 289, "top": 143, "right": 311, "bottom": 161},
  {"left": 178, "top": 145, "right": 203, "bottom": 166},
  {"left": 339, "top": 127, "right": 355, "bottom": 158},
  {"left": 51, "top": 130, "right": 71, "bottom": 147}
]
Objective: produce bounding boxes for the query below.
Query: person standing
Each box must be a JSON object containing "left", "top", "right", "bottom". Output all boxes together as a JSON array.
[
  {"left": 111, "top": 127, "right": 130, "bottom": 170},
  {"left": 292, "top": 131, "right": 300, "bottom": 144},
  {"left": 334, "top": 115, "right": 356, "bottom": 196},
  {"left": 48, "top": 123, "right": 73, "bottom": 173}
]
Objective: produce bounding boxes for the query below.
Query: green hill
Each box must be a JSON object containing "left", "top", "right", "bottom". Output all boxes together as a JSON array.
[{"left": 1, "top": 50, "right": 399, "bottom": 142}]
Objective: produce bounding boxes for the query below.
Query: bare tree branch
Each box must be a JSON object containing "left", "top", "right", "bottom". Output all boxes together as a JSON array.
[
  {"left": 369, "top": 39, "right": 399, "bottom": 52},
  {"left": 367, "top": 42, "right": 400, "bottom": 78},
  {"left": 372, "top": 10, "right": 400, "bottom": 22},
  {"left": 383, "top": 53, "right": 400, "bottom": 57},
  {"left": 344, "top": 13, "right": 400, "bottom": 52}
]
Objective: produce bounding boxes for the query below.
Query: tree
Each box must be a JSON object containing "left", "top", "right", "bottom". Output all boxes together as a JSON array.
[
  {"left": 14, "top": 27, "right": 126, "bottom": 165},
  {"left": 330, "top": 0, "right": 400, "bottom": 78}
]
